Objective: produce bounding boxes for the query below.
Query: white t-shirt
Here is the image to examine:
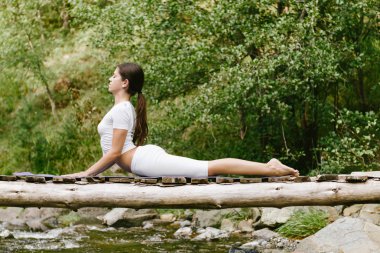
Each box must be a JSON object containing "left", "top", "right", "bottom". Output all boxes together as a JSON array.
[{"left": 97, "top": 101, "right": 136, "bottom": 155}]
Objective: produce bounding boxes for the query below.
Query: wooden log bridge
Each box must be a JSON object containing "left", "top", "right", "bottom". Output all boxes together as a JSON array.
[{"left": 0, "top": 172, "right": 379, "bottom": 210}]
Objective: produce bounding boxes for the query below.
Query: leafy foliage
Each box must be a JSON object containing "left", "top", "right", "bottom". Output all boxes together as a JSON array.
[{"left": 0, "top": 0, "right": 379, "bottom": 175}]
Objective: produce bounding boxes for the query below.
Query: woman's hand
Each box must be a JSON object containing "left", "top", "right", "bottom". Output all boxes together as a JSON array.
[{"left": 62, "top": 171, "right": 89, "bottom": 178}]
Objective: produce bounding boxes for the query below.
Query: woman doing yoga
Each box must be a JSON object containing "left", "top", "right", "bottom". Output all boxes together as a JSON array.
[{"left": 64, "top": 63, "right": 299, "bottom": 178}]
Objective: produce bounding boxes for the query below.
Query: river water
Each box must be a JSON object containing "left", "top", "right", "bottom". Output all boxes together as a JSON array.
[{"left": 0, "top": 224, "right": 251, "bottom": 252}]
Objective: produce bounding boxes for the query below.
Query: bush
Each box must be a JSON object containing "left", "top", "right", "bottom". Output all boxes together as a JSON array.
[{"left": 316, "top": 109, "right": 380, "bottom": 175}]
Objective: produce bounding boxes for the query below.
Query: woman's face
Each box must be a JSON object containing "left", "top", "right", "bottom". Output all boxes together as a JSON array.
[{"left": 108, "top": 67, "right": 127, "bottom": 93}]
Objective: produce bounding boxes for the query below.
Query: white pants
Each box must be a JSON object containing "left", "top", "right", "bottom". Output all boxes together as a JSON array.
[{"left": 131, "top": 145, "right": 209, "bottom": 177}]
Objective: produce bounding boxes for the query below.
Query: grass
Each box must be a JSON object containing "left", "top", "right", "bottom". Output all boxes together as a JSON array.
[{"left": 276, "top": 209, "right": 329, "bottom": 239}]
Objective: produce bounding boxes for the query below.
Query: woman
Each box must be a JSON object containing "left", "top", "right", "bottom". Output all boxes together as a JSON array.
[{"left": 64, "top": 63, "right": 299, "bottom": 178}]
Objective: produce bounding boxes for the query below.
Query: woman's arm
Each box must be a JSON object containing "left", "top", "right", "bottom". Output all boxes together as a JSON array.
[{"left": 63, "top": 129, "right": 128, "bottom": 177}]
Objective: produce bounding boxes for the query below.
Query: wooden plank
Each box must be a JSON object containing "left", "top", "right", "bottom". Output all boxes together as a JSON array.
[
  {"left": 316, "top": 174, "right": 339, "bottom": 182},
  {"left": 267, "top": 176, "right": 292, "bottom": 182},
  {"left": 351, "top": 171, "right": 380, "bottom": 178},
  {"left": 239, "top": 178, "right": 262, "bottom": 183},
  {"left": 52, "top": 177, "right": 76, "bottom": 184},
  {"left": 162, "top": 177, "right": 187, "bottom": 184},
  {"left": 25, "top": 176, "right": 46, "bottom": 184},
  {"left": 84, "top": 177, "right": 106, "bottom": 184},
  {"left": 216, "top": 177, "right": 234, "bottom": 184},
  {"left": 107, "top": 177, "right": 134, "bottom": 183},
  {"left": 207, "top": 177, "right": 217, "bottom": 183},
  {"left": 294, "top": 176, "right": 311, "bottom": 183},
  {"left": 0, "top": 176, "right": 17, "bottom": 181},
  {"left": 191, "top": 178, "right": 209, "bottom": 184},
  {"left": 338, "top": 175, "right": 368, "bottom": 183},
  {"left": 140, "top": 177, "right": 159, "bottom": 184}
]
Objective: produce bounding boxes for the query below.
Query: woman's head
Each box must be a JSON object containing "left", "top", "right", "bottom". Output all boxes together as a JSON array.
[
  {"left": 117, "top": 62, "right": 144, "bottom": 95},
  {"left": 115, "top": 62, "right": 148, "bottom": 146}
]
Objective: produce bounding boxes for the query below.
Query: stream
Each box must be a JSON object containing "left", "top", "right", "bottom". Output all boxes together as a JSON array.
[{"left": 0, "top": 224, "right": 252, "bottom": 252}]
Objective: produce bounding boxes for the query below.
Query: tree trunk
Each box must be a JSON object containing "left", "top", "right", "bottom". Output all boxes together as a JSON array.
[{"left": 1, "top": 180, "right": 380, "bottom": 210}]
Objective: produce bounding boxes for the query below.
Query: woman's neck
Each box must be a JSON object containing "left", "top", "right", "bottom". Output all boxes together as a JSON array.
[{"left": 114, "top": 92, "right": 131, "bottom": 105}]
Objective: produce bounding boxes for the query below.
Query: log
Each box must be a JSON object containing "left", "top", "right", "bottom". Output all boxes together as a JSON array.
[{"left": 1, "top": 180, "right": 380, "bottom": 210}]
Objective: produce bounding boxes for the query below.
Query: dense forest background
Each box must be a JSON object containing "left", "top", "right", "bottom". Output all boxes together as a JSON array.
[{"left": 0, "top": 0, "right": 379, "bottom": 176}]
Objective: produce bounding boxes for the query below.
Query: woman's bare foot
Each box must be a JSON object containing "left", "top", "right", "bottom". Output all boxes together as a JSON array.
[{"left": 267, "top": 158, "right": 299, "bottom": 177}]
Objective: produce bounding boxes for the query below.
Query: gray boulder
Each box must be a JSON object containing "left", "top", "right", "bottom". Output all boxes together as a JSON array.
[
  {"left": 260, "top": 207, "right": 294, "bottom": 227},
  {"left": 102, "top": 208, "right": 158, "bottom": 227},
  {"left": 220, "top": 218, "right": 236, "bottom": 232},
  {"left": 358, "top": 204, "right": 380, "bottom": 225},
  {"left": 238, "top": 220, "right": 253, "bottom": 233},
  {"left": 252, "top": 228, "right": 279, "bottom": 241},
  {"left": 295, "top": 217, "right": 380, "bottom": 253},
  {"left": 0, "top": 207, "right": 24, "bottom": 222},
  {"left": 343, "top": 204, "right": 363, "bottom": 217}
]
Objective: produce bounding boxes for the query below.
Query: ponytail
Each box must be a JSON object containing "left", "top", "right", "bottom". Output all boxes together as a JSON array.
[
  {"left": 117, "top": 62, "right": 148, "bottom": 146},
  {"left": 134, "top": 92, "right": 148, "bottom": 146}
]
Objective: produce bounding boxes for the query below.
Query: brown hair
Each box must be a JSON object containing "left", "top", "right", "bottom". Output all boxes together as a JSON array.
[{"left": 117, "top": 62, "right": 148, "bottom": 146}]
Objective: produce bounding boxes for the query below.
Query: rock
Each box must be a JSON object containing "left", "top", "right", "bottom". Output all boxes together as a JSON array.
[
  {"left": 260, "top": 208, "right": 294, "bottom": 227},
  {"left": 295, "top": 217, "right": 380, "bottom": 253},
  {"left": 0, "top": 207, "right": 26, "bottom": 229},
  {"left": 17, "top": 208, "right": 69, "bottom": 230},
  {"left": 75, "top": 207, "right": 110, "bottom": 225},
  {"left": 20, "top": 207, "right": 68, "bottom": 221},
  {"left": 334, "top": 205, "right": 344, "bottom": 215},
  {"left": 41, "top": 216, "right": 59, "bottom": 229},
  {"left": 313, "top": 206, "right": 339, "bottom": 222},
  {"left": 179, "top": 220, "right": 192, "bottom": 227},
  {"left": 160, "top": 213, "right": 175, "bottom": 222},
  {"left": 238, "top": 220, "right": 253, "bottom": 233},
  {"left": 184, "top": 209, "right": 194, "bottom": 220},
  {"left": 26, "top": 219, "right": 48, "bottom": 231},
  {"left": 358, "top": 204, "right": 380, "bottom": 225},
  {"left": 240, "top": 240, "right": 262, "bottom": 249},
  {"left": 2, "top": 220, "right": 28, "bottom": 230},
  {"left": 193, "top": 227, "right": 230, "bottom": 241},
  {"left": 0, "top": 229, "right": 13, "bottom": 239},
  {"left": 0, "top": 207, "right": 24, "bottom": 223},
  {"left": 102, "top": 208, "right": 158, "bottom": 227},
  {"left": 142, "top": 221, "right": 154, "bottom": 229},
  {"left": 174, "top": 227, "right": 193, "bottom": 239},
  {"left": 192, "top": 208, "right": 241, "bottom": 228},
  {"left": 221, "top": 219, "right": 236, "bottom": 232},
  {"left": 343, "top": 204, "right": 363, "bottom": 217},
  {"left": 251, "top": 208, "right": 261, "bottom": 223},
  {"left": 252, "top": 228, "right": 279, "bottom": 241}
]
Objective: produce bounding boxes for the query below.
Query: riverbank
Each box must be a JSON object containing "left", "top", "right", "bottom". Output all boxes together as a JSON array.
[{"left": 1, "top": 204, "right": 380, "bottom": 252}]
